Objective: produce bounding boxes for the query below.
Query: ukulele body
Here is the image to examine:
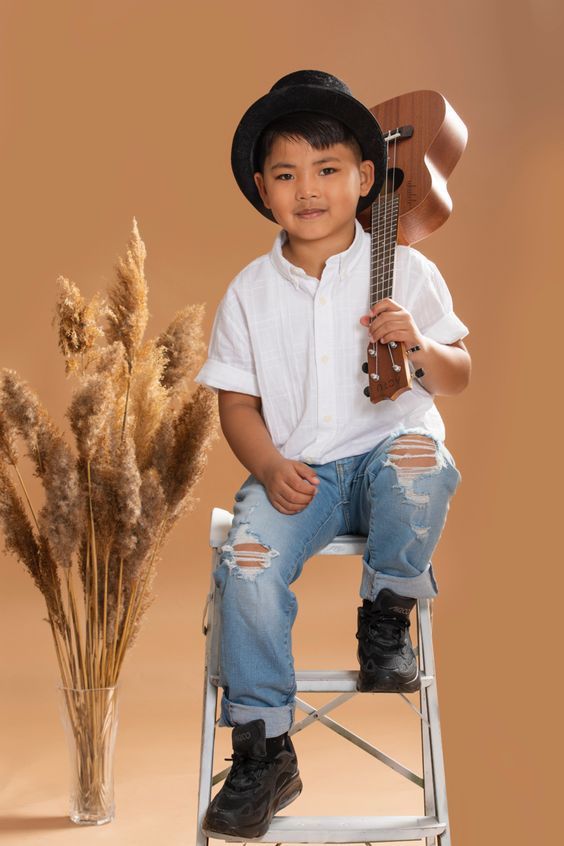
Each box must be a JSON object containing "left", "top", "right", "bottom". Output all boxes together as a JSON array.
[{"left": 358, "top": 90, "right": 468, "bottom": 246}]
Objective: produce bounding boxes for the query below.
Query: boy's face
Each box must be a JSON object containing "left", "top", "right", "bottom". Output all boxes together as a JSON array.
[{"left": 253, "top": 136, "right": 375, "bottom": 244}]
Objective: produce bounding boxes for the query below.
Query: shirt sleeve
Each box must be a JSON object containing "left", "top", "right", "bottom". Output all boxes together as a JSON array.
[
  {"left": 408, "top": 254, "right": 469, "bottom": 345},
  {"left": 193, "top": 286, "right": 260, "bottom": 396}
]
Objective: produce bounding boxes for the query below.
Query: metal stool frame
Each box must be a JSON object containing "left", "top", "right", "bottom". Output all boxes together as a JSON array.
[{"left": 196, "top": 507, "right": 452, "bottom": 845}]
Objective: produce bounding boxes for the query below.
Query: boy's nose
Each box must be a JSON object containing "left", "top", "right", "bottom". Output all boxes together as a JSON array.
[{"left": 296, "top": 184, "right": 319, "bottom": 199}]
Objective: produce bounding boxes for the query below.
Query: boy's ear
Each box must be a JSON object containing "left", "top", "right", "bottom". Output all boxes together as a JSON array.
[
  {"left": 359, "top": 159, "right": 375, "bottom": 198},
  {"left": 253, "top": 172, "right": 271, "bottom": 209}
]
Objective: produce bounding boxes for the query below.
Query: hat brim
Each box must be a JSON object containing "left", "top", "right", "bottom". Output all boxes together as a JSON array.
[{"left": 231, "top": 86, "right": 387, "bottom": 223}]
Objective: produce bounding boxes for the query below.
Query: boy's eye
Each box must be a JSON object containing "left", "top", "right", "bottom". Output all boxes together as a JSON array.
[{"left": 275, "top": 167, "right": 337, "bottom": 181}]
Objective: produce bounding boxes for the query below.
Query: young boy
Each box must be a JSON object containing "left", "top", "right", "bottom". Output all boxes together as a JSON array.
[{"left": 195, "top": 69, "right": 470, "bottom": 839}]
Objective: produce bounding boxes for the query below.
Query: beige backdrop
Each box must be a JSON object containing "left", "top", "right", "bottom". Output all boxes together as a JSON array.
[{"left": 0, "top": 1, "right": 561, "bottom": 844}]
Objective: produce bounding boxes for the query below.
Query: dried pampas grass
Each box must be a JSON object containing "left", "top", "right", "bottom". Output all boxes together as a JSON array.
[{"left": 0, "top": 219, "right": 219, "bottom": 690}]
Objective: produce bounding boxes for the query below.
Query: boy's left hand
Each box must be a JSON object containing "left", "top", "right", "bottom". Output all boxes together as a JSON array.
[{"left": 359, "top": 298, "right": 426, "bottom": 349}]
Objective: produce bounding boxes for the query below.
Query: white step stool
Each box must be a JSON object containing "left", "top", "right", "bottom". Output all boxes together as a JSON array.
[{"left": 196, "top": 507, "right": 452, "bottom": 845}]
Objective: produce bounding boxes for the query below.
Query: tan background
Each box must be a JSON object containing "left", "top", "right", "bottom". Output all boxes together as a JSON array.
[{"left": 0, "top": 1, "right": 561, "bottom": 844}]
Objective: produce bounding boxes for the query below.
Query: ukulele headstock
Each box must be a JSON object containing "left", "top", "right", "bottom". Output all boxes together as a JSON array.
[{"left": 363, "top": 338, "right": 412, "bottom": 403}]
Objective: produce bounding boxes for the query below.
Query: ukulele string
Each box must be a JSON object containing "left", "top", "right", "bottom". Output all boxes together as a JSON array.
[
  {"left": 374, "top": 128, "right": 392, "bottom": 380},
  {"left": 370, "top": 146, "right": 381, "bottom": 379},
  {"left": 386, "top": 134, "right": 400, "bottom": 371},
  {"left": 373, "top": 159, "right": 382, "bottom": 379}
]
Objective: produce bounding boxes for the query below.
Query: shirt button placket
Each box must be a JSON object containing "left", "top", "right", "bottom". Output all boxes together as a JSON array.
[{"left": 314, "top": 286, "right": 336, "bottom": 441}]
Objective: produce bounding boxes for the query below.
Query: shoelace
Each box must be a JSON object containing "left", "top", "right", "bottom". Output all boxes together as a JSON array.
[
  {"left": 223, "top": 751, "right": 274, "bottom": 791},
  {"left": 365, "top": 612, "right": 409, "bottom": 648}
]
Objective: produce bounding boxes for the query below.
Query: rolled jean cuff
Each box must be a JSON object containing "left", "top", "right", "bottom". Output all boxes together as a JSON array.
[
  {"left": 361, "top": 560, "right": 439, "bottom": 600},
  {"left": 218, "top": 696, "right": 295, "bottom": 738}
]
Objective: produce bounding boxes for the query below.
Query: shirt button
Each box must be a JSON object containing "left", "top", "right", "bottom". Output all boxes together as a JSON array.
[
  {"left": 323, "top": 415, "right": 332, "bottom": 423},
  {"left": 320, "top": 354, "right": 329, "bottom": 364},
  {"left": 319, "top": 296, "right": 327, "bottom": 305}
]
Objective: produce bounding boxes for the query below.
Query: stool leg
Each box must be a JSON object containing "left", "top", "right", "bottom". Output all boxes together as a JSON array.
[
  {"left": 196, "top": 673, "right": 217, "bottom": 845},
  {"left": 418, "top": 601, "right": 437, "bottom": 846},
  {"left": 195, "top": 550, "right": 221, "bottom": 846},
  {"left": 419, "top": 598, "right": 451, "bottom": 846}
]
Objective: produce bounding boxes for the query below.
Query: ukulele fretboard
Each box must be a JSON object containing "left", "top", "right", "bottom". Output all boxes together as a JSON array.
[{"left": 370, "top": 194, "right": 399, "bottom": 308}]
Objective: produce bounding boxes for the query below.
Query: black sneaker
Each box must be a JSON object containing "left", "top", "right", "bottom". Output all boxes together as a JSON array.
[
  {"left": 201, "top": 718, "right": 302, "bottom": 839},
  {"left": 356, "top": 589, "right": 420, "bottom": 693}
]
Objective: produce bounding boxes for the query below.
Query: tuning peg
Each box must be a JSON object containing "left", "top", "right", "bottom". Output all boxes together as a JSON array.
[
  {"left": 361, "top": 361, "right": 368, "bottom": 373},
  {"left": 364, "top": 386, "right": 370, "bottom": 397}
]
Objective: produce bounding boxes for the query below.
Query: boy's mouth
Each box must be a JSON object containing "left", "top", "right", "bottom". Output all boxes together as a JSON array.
[{"left": 296, "top": 208, "right": 326, "bottom": 219}]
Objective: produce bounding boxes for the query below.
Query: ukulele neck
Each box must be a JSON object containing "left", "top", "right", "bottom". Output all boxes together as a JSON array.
[{"left": 370, "top": 193, "right": 399, "bottom": 309}]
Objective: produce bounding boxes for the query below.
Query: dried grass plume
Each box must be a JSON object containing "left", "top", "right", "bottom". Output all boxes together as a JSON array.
[{"left": 0, "top": 218, "right": 218, "bottom": 692}]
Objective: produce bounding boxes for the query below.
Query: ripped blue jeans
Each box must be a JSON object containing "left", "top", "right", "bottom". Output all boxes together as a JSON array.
[{"left": 213, "top": 427, "right": 462, "bottom": 738}]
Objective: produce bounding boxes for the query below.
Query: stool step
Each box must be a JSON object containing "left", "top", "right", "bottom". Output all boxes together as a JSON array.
[
  {"left": 210, "top": 671, "right": 433, "bottom": 691},
  {"left": 295, "top": 670, "right": 434, "bottom": 691},
  {"left": 218, "top": 814, "right": 446, "bottom": 842}
]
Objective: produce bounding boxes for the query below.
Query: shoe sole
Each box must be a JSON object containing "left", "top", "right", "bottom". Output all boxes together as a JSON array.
[
  {"left": 356, "top": 669, "right": 421, "bottom": 693},
  {"left": 276, "top": 776, "right": 303, "bottom": 811},
  {"left": 202, "top": 772, "right": 303, "bottom": 839}
]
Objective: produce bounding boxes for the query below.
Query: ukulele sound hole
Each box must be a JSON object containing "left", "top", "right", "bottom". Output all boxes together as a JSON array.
[{"left": 385, "top": 168, "right": 404, "bottom": 193}]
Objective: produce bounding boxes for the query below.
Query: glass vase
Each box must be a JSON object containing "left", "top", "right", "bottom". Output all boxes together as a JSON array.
[{"left": 58, "top": 685, "right": 119, "bottom": 825}]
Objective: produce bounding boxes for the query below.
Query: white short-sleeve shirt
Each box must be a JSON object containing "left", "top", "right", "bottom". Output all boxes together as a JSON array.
[{"left": 194, "top": 218, "right": 469, "bottom": 465}]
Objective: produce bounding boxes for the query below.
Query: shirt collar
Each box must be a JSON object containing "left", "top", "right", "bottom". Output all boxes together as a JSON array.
[{"left": 269, "top": 218, "right": 366, "bottom": 289}]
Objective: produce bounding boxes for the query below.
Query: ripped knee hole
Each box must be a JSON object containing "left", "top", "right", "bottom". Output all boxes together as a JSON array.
[
  {"left": 386, "top": 434, "right": 438, "bottom": 469},
  {"left": 220, "top": 540, "right": 280, "bottom": 580},
  {"left": 232, "top": 543, "right": 271, "bottom": 567}
]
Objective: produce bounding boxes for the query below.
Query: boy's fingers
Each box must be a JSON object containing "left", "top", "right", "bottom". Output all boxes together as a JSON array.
[
  {"left": 296, "top": 464, "right": 319, "bottom": 486},
  {"left": 275, "top": 496, "right": 311, "bottom": 514},
  {"left": 289, "top": 466, "right": 319, "bottom": 495},
  {"left": 288, "top": 481, "right": 318, "bottom": 500},
  {"left": 361, "top": 299, "right": 401, "bottom": 321},
  {"left": 272, "top": 493, "right": 302, "bottom": 514},
  {"left": 280, "top": 482, "right": 314, "bottom": 506},
  {"left": 372, "top": 298, "right": 397, "bottom": 310}
]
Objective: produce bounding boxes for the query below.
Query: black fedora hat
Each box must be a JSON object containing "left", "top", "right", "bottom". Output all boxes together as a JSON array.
[{"left": 231, "top": 69, "right": 387, "bottom": 223}]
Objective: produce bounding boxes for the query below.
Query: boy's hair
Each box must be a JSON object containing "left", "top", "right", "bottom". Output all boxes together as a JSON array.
[{"left": 254, "top": 111, "right": 363, "bottom": 174}]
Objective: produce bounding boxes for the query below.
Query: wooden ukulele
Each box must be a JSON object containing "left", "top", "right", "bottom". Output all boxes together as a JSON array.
[{"left": 357, "top": 90, "right": 468, "bottom": 403}]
